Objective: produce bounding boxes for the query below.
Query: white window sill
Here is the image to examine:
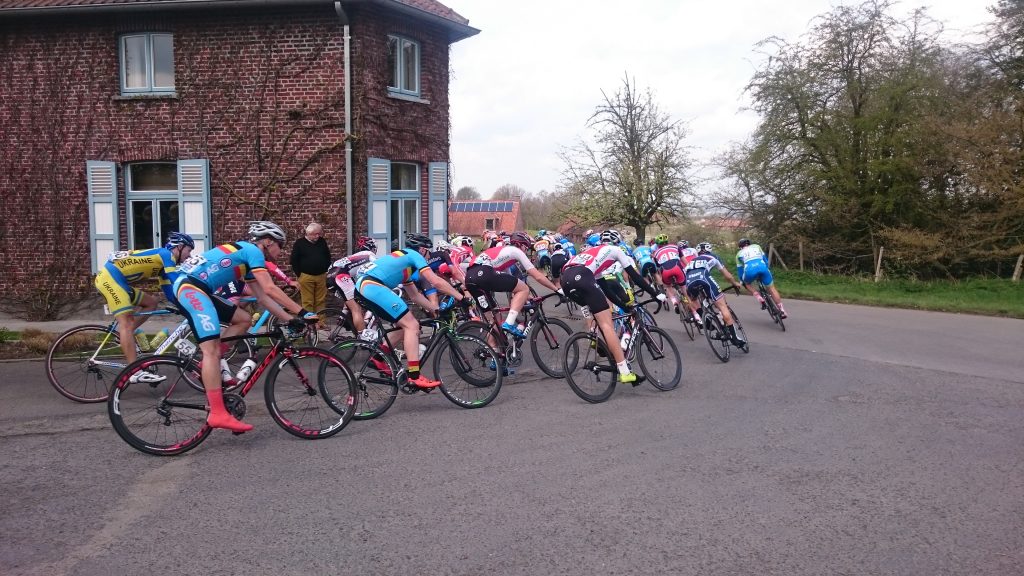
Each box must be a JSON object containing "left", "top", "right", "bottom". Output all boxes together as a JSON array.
[
  {"left": 113, "top": 92, "right": 179, "bottom": 101},
  {"left": 387, "top": 91, "right": 430, "bottom": 104}
]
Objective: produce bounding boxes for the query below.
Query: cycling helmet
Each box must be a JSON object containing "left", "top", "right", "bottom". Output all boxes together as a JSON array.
[
  {"left": 356, "top": 236, "right": 377, "bottom": 253},
  {"left": 455, "top": 235, "right": 474, "bottom": 247},
  {"left": 600, "top": 229, "right": 623, "bottom": 245},
  {"left": 697, "top": 241, "right": 713, "bottom": 254},
  {"left": 537, "top": 229, "right": 547, "bottom": 238},
  {"left": 404, "top": 232, "right": 432, "bottom": 251},
  {"left": 509, "top": 231, "right": 532, "bottom": 251},
  {"left": 737, "top": 238, "right": 751, "bottom": 248},
  {"left": 164, "top": 231, "right": 195, "bottom": 250},
  {"left": 654, "top": 234, "right": 669, "bottom": 246},
  {"left": 586, "top": 233, "right": 601, "bottom": 246},
  {"left": 248, "top": 221, "right": 286, "bottom": 244},
  {"left": 585, "top": 229, "right": 594, "bottom": 236},
  {"left": 678, "top": 240, "right": 689, "bottom": 249}
]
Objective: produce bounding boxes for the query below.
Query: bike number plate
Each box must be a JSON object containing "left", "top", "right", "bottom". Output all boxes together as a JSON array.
[
  {"left": 477, "top": 295, "right": 489, "bottom": 309},
  {"left": 580, "top": 305, "right": 591, "bottom": 318},
  {"left": 175, "top": 339, "right": 197, "bottom": 356}
]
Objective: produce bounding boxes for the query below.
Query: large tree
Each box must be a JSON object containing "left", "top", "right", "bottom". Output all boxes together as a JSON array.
[
  {"left": 454, "top": 186, "right": 481, "bottom": 200},
  {"left": 559, "top": 75, "right": 694, "bottom": 242}
]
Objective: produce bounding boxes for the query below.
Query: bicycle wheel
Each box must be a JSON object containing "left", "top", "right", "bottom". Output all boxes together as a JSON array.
[
  {"left": 529, "top": 317, "right": 573, "bottom": 378},
  {"left": 108, "top": 355, "right": 212, "bottom": 456},
  {"left": 563, "top": 332, "right": 616, "bottom": 403},
  {"left": 763, "top": 291, "right": 786, "bottom": 332},
  {"left": 328, "top": 339, "right": 399, "bottom": 419},
  {"left": 264, "top": 347, "right": 356, "bottom": 438},
  {"left": 703, "top": 312, "right": 731, "bottom": 363},
  {"left": 729, "top": 307, "right": 751, "bottom": 354},
  {"left": 47, "top": 324, "right": 126, "bottom": 403},
  {"left": 177, "top": 326, "right": 253, "bottom": 393},
  {"left": 680, "top": 307, "right": 696, "bottom": 341},
  {"left": 317, "top": 306, "right": 354, "bottom": 346},
  {"left": 456, "top": 320, "right": 508, "bottom": 376},
  {"left": 636, "top": 326, "right": 682, "bottom": 391},
  {"left": 433, "top": 333, "right": 503, "bottom": 408}
]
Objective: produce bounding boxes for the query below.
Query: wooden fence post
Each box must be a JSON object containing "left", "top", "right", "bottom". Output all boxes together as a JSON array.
[
  {"left": 874, "top": 246, "right": 885, "bottom": 282},
  {"left": 799, "top": 241, "right": 804, "bottom": 271},
  {"left": 1013, "top": 254, "right": 1024, "bottom": 282},
  {"left": 769, "top": 243, "right": 788, "bottom": 270}
]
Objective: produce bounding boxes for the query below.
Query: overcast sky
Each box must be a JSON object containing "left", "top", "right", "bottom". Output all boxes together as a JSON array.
[{"left": 442, "top": 0, "right": 995, "bottom": 199}]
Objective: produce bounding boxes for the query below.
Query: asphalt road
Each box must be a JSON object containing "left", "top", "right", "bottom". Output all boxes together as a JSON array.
[{"left": 1, "top": 297, "right": 1022, "bottom": 576}]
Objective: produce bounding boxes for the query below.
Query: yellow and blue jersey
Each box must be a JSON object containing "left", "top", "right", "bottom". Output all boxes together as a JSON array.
[{"left": 102, "top": 248, "right": 180, "bottom": 301}]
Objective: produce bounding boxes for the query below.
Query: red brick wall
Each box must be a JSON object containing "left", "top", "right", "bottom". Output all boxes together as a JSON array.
[{"left": 0, "top": 5, "right": 452, "bottom": 317}]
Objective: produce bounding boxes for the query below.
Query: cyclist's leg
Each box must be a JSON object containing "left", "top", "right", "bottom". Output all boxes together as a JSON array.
[
  {"left": 95, "top": 271, "right": 145, "bottom": 363},
  {"left": 760, "top": 269, "right": 785, "bottom": 314},
  {"left": 177, "top": 282, "right": 252, "bottom": 432}
]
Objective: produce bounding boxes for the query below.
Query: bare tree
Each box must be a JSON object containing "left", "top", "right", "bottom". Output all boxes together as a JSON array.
[
  {"left": 491, "top": 183, "right": 526, "bottom": 200},
  {"left": 558, "top": 75, "right": 694, "bottom": 242},
  {"left": 454, "top": 186, "right": 481, "bottom": 200}
]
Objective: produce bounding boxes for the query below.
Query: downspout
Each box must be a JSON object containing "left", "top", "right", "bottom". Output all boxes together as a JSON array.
[{"left": 335, "top": 1, "right": 354, "bottom": 254}]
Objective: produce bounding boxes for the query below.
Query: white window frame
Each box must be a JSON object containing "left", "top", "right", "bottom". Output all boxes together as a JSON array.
[
  {"left": 119, "top": 33, "right": 175, "bottom": 95},
  {"left": 387, "top": 35, "right": 420, "bottom": 97}
]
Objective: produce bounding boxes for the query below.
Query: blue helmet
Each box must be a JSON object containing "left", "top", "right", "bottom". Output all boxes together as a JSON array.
[
  {"left": 586, "top": 233, "right": 601, "bottom": 246},
  {"left": 165, "top": 232, "right": 195, "bottom": 250}
]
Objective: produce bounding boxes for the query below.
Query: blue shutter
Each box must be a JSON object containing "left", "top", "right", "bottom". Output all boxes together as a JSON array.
[
  {"left": 367, "top": 158, "right": 390, "bottom": 256},
  {"left": 428, "top": 161, "right": 448, "bottom": 246},
  {"left": 177, "top": 160, "right": 213, "bottom": 251},
  {"left": 87, "top": 161, "right": 119, "bottom": 273}
]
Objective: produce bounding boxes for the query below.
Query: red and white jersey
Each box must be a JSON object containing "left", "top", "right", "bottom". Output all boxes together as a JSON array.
[
  {"left": 472, "top": 245, "right": 534, "bottom": 272},
  {"left": 680, "top": 247, "right": 699, "bottom": 266},
  {"left": 564, "top": 245, "right": 637, "bottom": 276},
  {"left": 653, "top": 245, "right": 681, "bottom": 268},
  {"left": 449, "top": 245, "right": 475, "bottom": 271}
]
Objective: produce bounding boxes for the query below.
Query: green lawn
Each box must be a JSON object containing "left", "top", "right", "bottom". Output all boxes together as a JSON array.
[{"left": 766, "top": 270, "right": 1024, "bottom": 318}]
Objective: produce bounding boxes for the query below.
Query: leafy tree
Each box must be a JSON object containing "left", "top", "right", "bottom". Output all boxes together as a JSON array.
[
  {"left": 558, "top": 75, "right": 694, "bottom": 242},
  {"left": 454, "top": 186, "right": 481, "bottom": 200},
  {"left": 491, "top": 183, "right": 526, "bottom": 200}
]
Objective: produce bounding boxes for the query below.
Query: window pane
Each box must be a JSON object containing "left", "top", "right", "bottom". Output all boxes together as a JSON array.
[
  {"left": 130, "top": 163, "right": 177, "bottom": 192},
  {"left": 390, "top": 199, "right": 399, "bottom": 248},
  {"left": 390, "top": 163, "right": 417, "bottom": 191},
  {"left": 158, "top": 200, "right": 180, "bottom": 245},
  {"left": 123, "top": 36, "right": 148, "bottom": 89},
  {"left": 404, "top": 199, "right": 419, "bottom": 234},
  {"left": 387, "top": 36, "right": 399, "bottom": 89},
  {"left": 131, "top": 201, "right": 154, "bottom": 249},
  {"left": 152, "top": 34, "right": 175, "bottom": 89},
  {"left": 402, "top": 40, "right": 417, "bottom": 92}
]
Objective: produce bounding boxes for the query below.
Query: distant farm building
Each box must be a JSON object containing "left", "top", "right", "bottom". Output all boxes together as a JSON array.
[{"left": 448, "top": 201, "right": 523, "bottom": 237}]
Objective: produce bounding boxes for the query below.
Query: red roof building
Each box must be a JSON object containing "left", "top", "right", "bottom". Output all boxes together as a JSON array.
[{"left": 448, "top": 201, "right": 524, "bottom": 238}]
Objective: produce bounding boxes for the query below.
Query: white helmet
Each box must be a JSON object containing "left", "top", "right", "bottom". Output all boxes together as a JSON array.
[{"left": 247, "top": 221, "right": 286, "bottom": 243}]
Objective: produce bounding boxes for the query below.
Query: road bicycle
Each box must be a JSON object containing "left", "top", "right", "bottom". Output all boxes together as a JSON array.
[
  {"left": 45, "top": 308, "right": 253, "bottom": 403},
  {"left": 455, "top": 291, "right": 572, "bottom": 378},
  {"left": 562, "top": 297, "right": 682, "bottom": 403},
  {"left": 755, "top": 279, "right": 786, "bottom": 332},
  {"left": 695, "top": 287, "right": 750, "bottom": 363},
  {"left": 108, "top": 322, "right": 356, "bottom": 456},
  {"left": 328, "top": 303, "right": 503, "bottom": 419}
]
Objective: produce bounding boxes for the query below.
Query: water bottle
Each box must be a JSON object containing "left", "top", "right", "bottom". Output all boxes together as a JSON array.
[
  {"left": 148, "top": 328, "right": 170, "bottom": 350},
  {"left": 235, "top": 359, "right": 258, "bottom": 383},
  {"left": 134, "top": 328, "right": 150, "bottom": 352},
  {"left": 619, "top": 330, "right": 631, "bottom": 351},
  {"left": 418, "top": 343, "right": 427, "bottom": 356}
]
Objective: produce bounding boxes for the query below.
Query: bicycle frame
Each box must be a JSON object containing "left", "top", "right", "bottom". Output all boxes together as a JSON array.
[{"left": 87, "top": 309, "right": 186, "bottom": 370}]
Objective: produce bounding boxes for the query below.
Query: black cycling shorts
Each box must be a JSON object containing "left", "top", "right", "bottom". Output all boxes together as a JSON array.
[
  {"left": 597, "top": 276, "right": 631, "bottom": 311},
  {"left": 550, "top": 254, "right": 568, "bottom": 280},
  {"left": 559, "top": 266, "right": 610, "bottom": 314},
  {"left": 465, "top": 264, "right": 519, "bottom": 297}
]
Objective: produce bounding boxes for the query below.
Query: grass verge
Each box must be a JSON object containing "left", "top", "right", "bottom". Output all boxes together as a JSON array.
[{"left": 770, "top": 270, "right": 1024, "bottom": 318}]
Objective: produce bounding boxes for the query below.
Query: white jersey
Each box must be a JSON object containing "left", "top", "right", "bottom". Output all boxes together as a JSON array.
[
  {"left": 472, "top": 245, "right": 535, "bottom": 272},
  {"left": 564, "top": 245, "right": 637, "bottom": 276}
]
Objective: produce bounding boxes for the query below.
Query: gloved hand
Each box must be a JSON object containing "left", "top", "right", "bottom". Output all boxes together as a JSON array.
[
  {"left": 732, "top": 285, "right": 742, "bottom": 296},
  {"left": 287, "top": 317, "right": 307, "bottom": 332},
  {"left": 656, "top": 292, "right": 667, "bottom": 303}
]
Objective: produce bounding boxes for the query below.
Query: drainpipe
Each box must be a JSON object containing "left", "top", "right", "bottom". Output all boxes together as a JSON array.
[{"left": 335, "top": 1, "right": 354, "bottom": 253}]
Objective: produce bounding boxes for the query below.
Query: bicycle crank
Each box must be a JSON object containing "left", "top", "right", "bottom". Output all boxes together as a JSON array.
[{"left": 224, "top": 393, "right": 247, "bottom": 420}]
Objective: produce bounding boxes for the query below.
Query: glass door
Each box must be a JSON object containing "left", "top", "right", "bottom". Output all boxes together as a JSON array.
[
  {"left": 389, "top": 198, "right": 420, "bottom": 249},
  {"left": 130, "top": 199, "right": 180, "bottom": 249}
]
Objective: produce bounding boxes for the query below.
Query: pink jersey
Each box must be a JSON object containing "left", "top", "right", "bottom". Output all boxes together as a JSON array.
[
  {"left": 472, "top": 245, "right": 534, "bottom": 272},
  {"left": 449, "top": 245, "right": 475, "bottom": 268},
  {"left": 653, "top": 245, "right": 681, "bottom": 268},
  {"left": 564, "top": 245, "right": 636, "bottom": 276}
]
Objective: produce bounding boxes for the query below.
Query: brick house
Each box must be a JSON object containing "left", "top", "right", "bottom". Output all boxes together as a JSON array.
[
  {"left": 0, "top": 0, "right": 477, "bottom": 318},
  {"left": 447, "top": 200, "right": 524, "bottom": 239}
]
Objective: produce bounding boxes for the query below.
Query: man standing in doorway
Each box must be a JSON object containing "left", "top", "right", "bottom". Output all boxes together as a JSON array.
[{"left": 290, "top": 222, "right": 332, "bottom": 313}]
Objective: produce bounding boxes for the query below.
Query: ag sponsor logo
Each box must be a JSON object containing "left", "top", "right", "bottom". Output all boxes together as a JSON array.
[{"left": 197, "top": 313, "right": 216, "bottom": 332}]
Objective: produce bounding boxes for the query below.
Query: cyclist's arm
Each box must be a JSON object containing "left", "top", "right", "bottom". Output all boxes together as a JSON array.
[
  {"left": 250, "top": 268, "right": 303, "bottom": 320},
  {"left": 402, "top": 281, "right": 435, "bottom": 312},
  {"left": 420, "top": 267, "right": 464, "bottom": 300}
]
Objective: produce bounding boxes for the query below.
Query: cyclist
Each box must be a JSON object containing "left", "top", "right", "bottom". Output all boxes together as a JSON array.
[
  {"left": 653, "top": 234, "right": 693, "bottom": 321},
  {"left": 354, "top": 232, "right": 468, "bottom": 389},
  {"left": 558, "top": 233, "right": 578, "bottom": 257},
  {"left": 549, "top": 240, "right": 569, "bottom": 289},
  {"left": 417, "top": 240, "right": 469, "bottom": 310},
  {"left": 678, "top": 240, "right": 699, "bottom": 267},
  {"left": 93, "top": 232, "right": 194, "bottom": 371},
  {"left": 736, "top": 238, "right": 787, "bottom": 319},
  {"left": 325, "top": 236, "right": 379, "bottom": 334},
  {"left": 685, "top": 242, "right": 746, "bottom": 347},
  {"left": 632, "top": 237, "right": 657, "bottom": 285},
  {"left": 465, "top": 231, "right": 561, "bottom": 338},
  {"left": 173, "top": 221, "right": 313, "bottom": 433},
  {"left": 448, "top": 235, "right": 476, "bottom": 275},
  {"left": 560, "top": 229, "right": 666, "bottom": 385}
]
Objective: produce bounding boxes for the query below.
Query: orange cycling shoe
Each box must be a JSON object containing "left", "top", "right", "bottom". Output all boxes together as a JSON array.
[
  {"left": 407, "top": 375, "right": 442, "bottom": 389},
  {"left": 207, "top": 413, "right": 253, "bottom": 433}
]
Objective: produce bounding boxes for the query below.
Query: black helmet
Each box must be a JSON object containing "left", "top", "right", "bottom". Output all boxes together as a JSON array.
[
  {"left": 738, "top": 238, "right": 751, "bottom": 248},
  {"left": 404, "top": 232, "right": 432, "bottom": 251}
]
